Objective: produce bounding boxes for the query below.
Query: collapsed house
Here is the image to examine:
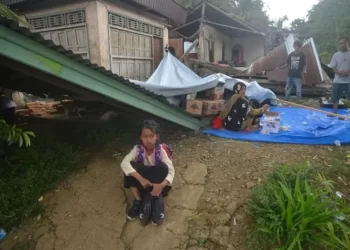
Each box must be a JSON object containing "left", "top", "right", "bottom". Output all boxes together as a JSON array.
[
  {"left": 168, "top": 1, "right": 265, "bottom": 71},
  {"left": 247, "top": 35, "right": 332, "bottom": 95}
]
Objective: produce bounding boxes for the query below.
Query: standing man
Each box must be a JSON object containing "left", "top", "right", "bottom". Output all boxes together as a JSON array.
[
  {"left": 329, "top": 36, "right": 350, "bottom": 115},
  {"left": 285, "top": 40, "right": 307, "bottom": 100}
]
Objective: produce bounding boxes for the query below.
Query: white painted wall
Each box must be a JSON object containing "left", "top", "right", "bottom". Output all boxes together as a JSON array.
[
  {"left": 201, "top": 24, "right": 265, "bottom": 65},
  {"left": 202, "top": 24, "right": 233, "bottom": 62},
  {"left": 232, "top": 35, "right": 265, "bottom": 65}
]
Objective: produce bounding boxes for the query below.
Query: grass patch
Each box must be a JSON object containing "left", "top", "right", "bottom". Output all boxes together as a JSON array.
[
  {"left": 0, "top": 142, "right": 77, "bottom": 230},
  {"left": 248, "top": 163, "right": 350, "bottom": 250}
]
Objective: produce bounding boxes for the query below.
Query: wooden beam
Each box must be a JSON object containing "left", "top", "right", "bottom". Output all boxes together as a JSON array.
[
  {"left": 203, "top": 1, "right": 262, "bottom": 34},
  {"left": 175, "top": 29, "right": 199, "bottom": 41},
  {"left": 204, "top": 20, "right": 263, "bottom": 36},
  {"left": 170, "top": 18, "right": 201, "bottom": 32},
  {"left": 180, "top": 39, "right": 199, "bottom": 60},
  {"left": 277, "top": 99, "right": 350, "bottom": 120},
  {"left": 201, "top": 2, "right": 206, "bottom": 19},
  {"left": 198, "top": 22, "right": 205, "bottom": 61}
]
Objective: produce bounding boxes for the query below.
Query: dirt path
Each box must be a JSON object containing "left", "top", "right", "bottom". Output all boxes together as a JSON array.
[{"left": 0, "top": 133, "right": 333, "bottom": 250}]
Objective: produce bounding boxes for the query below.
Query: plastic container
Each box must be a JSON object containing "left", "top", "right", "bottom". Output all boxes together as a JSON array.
[
  {"left": 334, "top": 140, "right": 341, "bottom": 147},
  {"left": 0, "top": 229, "right": 6, "bottom": 240}
]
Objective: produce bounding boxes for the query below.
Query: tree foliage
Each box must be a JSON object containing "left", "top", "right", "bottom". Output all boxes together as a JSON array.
[
  {"left": 291, "top": 0, "right": 350, "bottom": 63},
  {"left": 0, "top": 2, "right": 27, "bottom": 25}
]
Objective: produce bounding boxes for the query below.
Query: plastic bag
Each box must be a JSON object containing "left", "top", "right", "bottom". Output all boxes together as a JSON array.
[{"left": 139, "top": 192, "right": 152, "bottom": 226}]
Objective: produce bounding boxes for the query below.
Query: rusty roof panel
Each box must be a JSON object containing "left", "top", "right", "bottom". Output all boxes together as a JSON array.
[
  {"left": 248, "top": 44, "right": 287, "bottom": 74},
  {"left": 131, "top": 0, "right": 187, "bottom": 25},
  {"left": 248, "top": 35, "right": 324, "bottom": 86}
]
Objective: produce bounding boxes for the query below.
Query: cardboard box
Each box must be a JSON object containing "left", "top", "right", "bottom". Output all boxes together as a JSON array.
[
  {"left": 185, "top": 100, "right": 203, "bottom": 115},
  {"left": 202, "top": 100, "right": 223, "bottom": 115},
  {"left": 205, "top": 87, "right": 224, "bottom": 100},
  {"left": 218, "top": 100, "right": 225, "bottom": 111},
  {"left": 262, "top": 111, "right": 280, "bottom": 133}
]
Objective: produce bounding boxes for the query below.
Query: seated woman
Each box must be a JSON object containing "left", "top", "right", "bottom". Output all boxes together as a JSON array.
[{"left": 219, "top": 82, "right": 269, "bottom": 132}]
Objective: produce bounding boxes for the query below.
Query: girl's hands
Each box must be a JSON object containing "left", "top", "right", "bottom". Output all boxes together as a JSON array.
[
  {"left": 139, "top": 177, "right": 152, "bottom": 188},
  {"left": 151, "top": 183, "right": 166, "bottom": 196}
]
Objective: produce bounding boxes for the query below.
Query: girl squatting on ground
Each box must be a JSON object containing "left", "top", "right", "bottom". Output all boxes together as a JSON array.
[{"left": 120, "top": 120, "right": 175, "bottom": 225}]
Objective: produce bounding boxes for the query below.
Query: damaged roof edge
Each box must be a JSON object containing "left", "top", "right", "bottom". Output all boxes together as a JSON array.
[
  {"left": 0, "top": 18, "right": 205, "bottom": 130},
  {"left": 131, "top": 0, "right": 188, "bottom": 25},
  {"left": 203, "top": 2, "right": 263, "bottom": 34}
]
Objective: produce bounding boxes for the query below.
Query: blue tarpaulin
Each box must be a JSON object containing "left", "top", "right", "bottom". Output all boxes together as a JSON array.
[{"left": 203, "top": 107, "right": 350, "bottom": 145}]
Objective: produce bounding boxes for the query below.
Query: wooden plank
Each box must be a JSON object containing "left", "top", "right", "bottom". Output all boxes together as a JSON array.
[
  {"left": 204, "top": 20, "right": 263, "bottom": 35},
  {"left": 153, "top": 37, "right": 162, "bottom": 70}
]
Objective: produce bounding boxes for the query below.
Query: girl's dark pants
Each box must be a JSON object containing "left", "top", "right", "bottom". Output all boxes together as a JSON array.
[{"left": 124, "top": 162, "right": 172, "bottom": 199}]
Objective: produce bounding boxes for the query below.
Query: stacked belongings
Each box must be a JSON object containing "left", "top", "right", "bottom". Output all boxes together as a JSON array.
[{"left": 185, "top": 85, "right": 225, "bottom": 116}]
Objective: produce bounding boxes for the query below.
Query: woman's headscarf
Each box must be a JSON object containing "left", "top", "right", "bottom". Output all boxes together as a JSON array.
[
  {"left": 233, "top": 82, "right": 246, "bottom": 94},
  {"left": 219, "top": 82, "right": 247, "bottom": 119}
]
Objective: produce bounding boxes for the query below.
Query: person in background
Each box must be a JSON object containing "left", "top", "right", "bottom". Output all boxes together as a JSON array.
[
  {"left": 329, "top": 36, "right": 350, "bottom": 116},
  {"left": 285, "top": 40, "right": 307, "bottom": 100},
  {"left": 120, "top": 120, "right": 174, "bottom": 225},
  {"left": 165, "top": 45, "right": 176, "bottom": 57},
  {"left": 0, "top": 92, "right": 16, "bottom": 124},
  {"left": 219, "top": 82, "right": 269, "bottom": 132}
]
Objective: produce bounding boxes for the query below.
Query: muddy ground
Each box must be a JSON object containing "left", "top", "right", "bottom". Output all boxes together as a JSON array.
[{"left": 0, "top": 127, "right": 337, "bottom": 250}]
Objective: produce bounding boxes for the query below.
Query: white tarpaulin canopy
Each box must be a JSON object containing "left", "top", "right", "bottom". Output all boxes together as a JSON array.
[{"left": 130, "top": 54, "right": 277, "bottom": 105}]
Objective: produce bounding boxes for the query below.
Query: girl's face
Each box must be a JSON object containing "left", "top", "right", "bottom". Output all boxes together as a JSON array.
[{"left": 140, "top": 128, "right": 158, "bottom": 150}]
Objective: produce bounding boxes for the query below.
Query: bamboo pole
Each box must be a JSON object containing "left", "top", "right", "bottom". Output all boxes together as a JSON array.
[{"left": 276, "top": 99, "right": 350, "bottom": 120}]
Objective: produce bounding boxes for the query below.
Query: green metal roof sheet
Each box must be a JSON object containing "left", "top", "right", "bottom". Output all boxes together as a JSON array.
[{"left": 0, "top": 18, "right": 205, "bottom": 130}]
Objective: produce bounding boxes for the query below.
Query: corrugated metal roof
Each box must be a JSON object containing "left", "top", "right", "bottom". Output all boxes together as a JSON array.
[
  {"left": 306, "top": 37, "right": 324, "bottom": 82},
  {"left": 131, "top": 0, "right": 187, "bottom": 25},
  {"left": 0, "top": 0, "right": 26, "bottom": 4},
  {"left": 301, "top": 39, "right": 323, "bottom": 85},
  {"left": 0, "top": 18, "right": 195, "bottom": 117},
  {"left": 285, "top": 34, "right": 296, "bottom": 54}
]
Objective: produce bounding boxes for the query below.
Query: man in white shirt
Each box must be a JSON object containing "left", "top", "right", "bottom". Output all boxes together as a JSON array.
[{"left": 329, "top": 36, "right": 350, "bottom": 115}]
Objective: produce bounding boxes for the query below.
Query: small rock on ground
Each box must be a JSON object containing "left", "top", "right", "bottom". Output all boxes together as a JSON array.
[{"left": 183, "top": 162, "right": 208, "bottom": 185}]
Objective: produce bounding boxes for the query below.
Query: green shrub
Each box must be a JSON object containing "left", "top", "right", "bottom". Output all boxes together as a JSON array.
[
  {"left": 248, "top": 164, "right": 350, "bottom": 250},
  {"left": 0, "top": 142, "right": 77, "bottom": 229},
  {"left": 0, "top": 119, "right": 35, "bottom": 147}
]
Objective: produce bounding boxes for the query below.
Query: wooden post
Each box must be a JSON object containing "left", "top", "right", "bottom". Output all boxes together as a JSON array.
[{"left": 198, "top": 3, "right": 206, "bottom": 61}]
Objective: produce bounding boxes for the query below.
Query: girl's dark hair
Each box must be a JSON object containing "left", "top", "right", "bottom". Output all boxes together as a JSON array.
[{"left": 139, "top": 120, "right": 160, "bottom": 136}]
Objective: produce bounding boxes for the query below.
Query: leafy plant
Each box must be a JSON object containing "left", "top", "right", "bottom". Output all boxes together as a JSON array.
[
  {"left": 248, "top": 164, "right": 350, "bottom": 250},
  {"left": 0, "top": 142, "right": 77, "bottom": 229},
  {"left": 0, "top": 119, "right": 35, "bottom": 147},
  {"left": 0, "top": 2, "right": 28, "bottom": 25}
]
